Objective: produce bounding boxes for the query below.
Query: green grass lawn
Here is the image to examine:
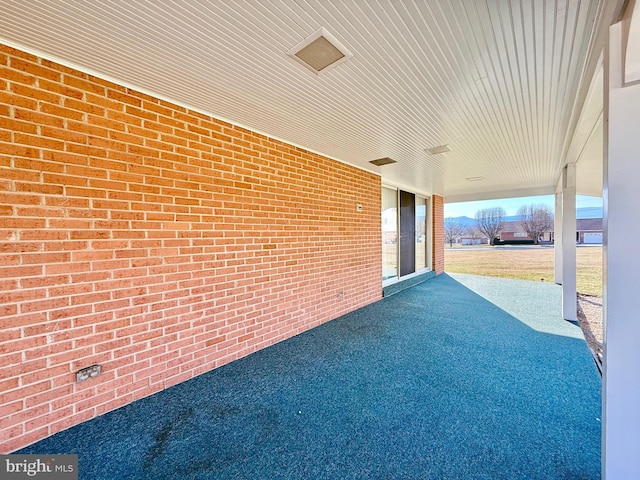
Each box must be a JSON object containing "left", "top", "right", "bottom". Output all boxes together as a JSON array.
[{"left": 444, "top": 245, "right": 603, "bottom": 297}]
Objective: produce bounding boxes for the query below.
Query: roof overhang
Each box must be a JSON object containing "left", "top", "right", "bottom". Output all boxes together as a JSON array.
[{"left": 0, "top": 1, "right": 624, "bottom": 200}]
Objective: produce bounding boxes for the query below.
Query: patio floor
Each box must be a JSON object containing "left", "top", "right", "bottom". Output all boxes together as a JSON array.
[{"left": 18, "top": 274, "right": 602, "bottom": 479}]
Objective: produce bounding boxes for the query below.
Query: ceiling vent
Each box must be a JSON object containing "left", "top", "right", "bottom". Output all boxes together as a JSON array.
[
  {"left": 465, "top": 176, "right": 485, "bottom": 182},
  {"left": 369, "top": 157, "right": 397, "bottom": 166},
  {"left": 425, "top": 144, "right": 452, "bottom": 155},
  {"left": 288, "top": 28, "right": 352, "bottom": 75}
]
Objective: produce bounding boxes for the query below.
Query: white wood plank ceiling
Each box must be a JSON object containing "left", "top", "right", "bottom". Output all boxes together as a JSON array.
[{"left": 0, "top": 0, "right": 617, "bottom": 200}]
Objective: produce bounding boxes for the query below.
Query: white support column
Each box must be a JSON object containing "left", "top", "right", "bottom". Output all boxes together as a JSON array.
[
  {"left": 561, "top": 164, "right": 577, "bottom": 321},
  {"left": 603, "top": 18, "right": 640, "bottom": 480},
  {"left": 554, "top": 190, "right": 563, "bottom": 284}
]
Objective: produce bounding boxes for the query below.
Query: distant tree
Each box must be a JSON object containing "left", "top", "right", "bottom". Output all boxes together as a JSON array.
[
  {"left": 517, "top": 204, "right": 554, "bottom": 245},
  {"left": 444, "top": 219, "right": 467, "bottom": 247},
  {"left": 475, "top": 207, "right": 505, "bottom": 246}
]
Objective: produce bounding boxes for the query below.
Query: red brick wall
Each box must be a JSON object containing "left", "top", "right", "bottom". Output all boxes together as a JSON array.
[
  {"left": 500, "top": 232, "right": 533, "bottom": 241},
  {"left": 0, "top": 44, "right": 383, "bottom": 453},
  {"left": 432, "top": 195, "right": 444, "bottom": 274}
]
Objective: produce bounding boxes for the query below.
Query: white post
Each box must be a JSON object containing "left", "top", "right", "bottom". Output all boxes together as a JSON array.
[
  {"left": 603, "top": 19, "right": 640, "bottom": 480},
  {"left": 554, "top": 190, "right": 563, "bottom": 284},
  {"left": 561, "top": 164, "right": 577, "bottom": 321}
]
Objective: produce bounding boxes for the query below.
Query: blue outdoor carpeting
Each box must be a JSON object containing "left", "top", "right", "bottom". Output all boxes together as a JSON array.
[{"left": 18, "top": 274, "right": 602, "bottom": 479}]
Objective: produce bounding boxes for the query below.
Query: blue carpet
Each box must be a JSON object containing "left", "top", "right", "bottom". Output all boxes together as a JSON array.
[{"left": 18, "top": 274, "right": 601, "bottom": 479}]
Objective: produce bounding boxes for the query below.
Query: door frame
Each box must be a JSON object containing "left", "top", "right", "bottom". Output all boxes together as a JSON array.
[{"left": 381, "top": 185, "right": 432, "bottom": 285}]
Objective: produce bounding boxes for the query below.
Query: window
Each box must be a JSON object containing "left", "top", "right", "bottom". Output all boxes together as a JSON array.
[
  {"left": 382, "top": 187, "right": 398, "bottom": 281},
  {"left": 416, "top": 197, "right": 427, "bottom": 270}
]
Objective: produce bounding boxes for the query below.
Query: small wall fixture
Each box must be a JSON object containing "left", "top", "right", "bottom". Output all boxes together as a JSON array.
[
  {"left": 369, "top": 157, "right": 397, "bottom": 166},
  {"left": 425, "top": 144, "right": 452, "bottom": 155},
  {"left": 288, "top": 28, "right": 352, "bottom": 75},
  {"left": 77, "top": 364, "right": 101, "bottom": 382}
]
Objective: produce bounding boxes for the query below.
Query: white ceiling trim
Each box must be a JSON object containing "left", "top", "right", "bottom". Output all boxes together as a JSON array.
[{"left": 445, "top": 186, "right": 558, "bottom": 204}]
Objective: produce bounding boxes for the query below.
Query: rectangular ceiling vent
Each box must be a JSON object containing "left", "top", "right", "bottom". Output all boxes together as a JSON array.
[
  {"left": 369, "top": 157, "right": 397, "bottom": 166},
  {"left": 425, "top": 144, "right": 452, "bottom": 155},
  {"left": 288, "top": 28, "right": 352, "bottom": 75}
]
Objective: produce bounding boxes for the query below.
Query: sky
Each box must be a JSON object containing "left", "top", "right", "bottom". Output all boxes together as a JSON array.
[{"left": 444, "top": 194, "right": 603, "bottom": 218}]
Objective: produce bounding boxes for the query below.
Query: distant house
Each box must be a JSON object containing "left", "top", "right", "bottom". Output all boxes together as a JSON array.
[
  {"left": 498, "top": 221, "right": 553, "bottom": 244},
  {"left": 577, "top": 218, "right": 603, "bottom": 244},
  {"left": 460, "top": 236, "right": 489, "bottom": 245},
  {"left": 443, "top": 216, "right": 603, "bottom": 246},
  {"left": 498, "top": 218, "right": 602, "bottom": 244}
]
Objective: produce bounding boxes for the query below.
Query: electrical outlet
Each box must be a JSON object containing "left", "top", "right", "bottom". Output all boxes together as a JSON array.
[{"left": 76, "top": 364, "right": 101, "bottom": 382}]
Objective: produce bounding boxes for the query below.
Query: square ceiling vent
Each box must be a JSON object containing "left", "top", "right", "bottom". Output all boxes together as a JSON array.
[
  {"left": 369, "top": 157, "right": 397, "bottom": 166},
  {"left": 288, "top": 28, "right": 352, "bottom": 75}
]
